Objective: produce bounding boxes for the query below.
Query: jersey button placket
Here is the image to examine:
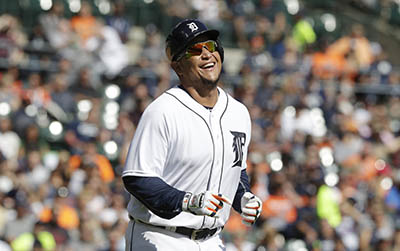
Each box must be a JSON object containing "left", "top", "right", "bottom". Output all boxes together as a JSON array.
[{"left": 212, "top": 112, "right": 223, "bottom": 189}]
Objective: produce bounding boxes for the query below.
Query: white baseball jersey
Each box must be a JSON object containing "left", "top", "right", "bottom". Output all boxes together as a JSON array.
[{"left": 122, "top": 85, "right": 251, "bottom": 230}]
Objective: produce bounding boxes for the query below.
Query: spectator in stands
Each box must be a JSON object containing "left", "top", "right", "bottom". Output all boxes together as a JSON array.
[
  {"left": 267, "top": 12, "right": 290, "bottom": 60},
  {"left": 50, "top": 73, "right": 76, "bottom": 115},
  {"left": 23, "top": 72, "right": 51, "bottom": 108},
  {"left": 39, "top": 1, "right": 77, "bottom": 60},
  {"left": 328, "top": 23, "right": 374, "bottom": 70},
  {"left": 10, "top": 221, "right": 56, "bottom": 251},
  {"left": 85, "top": 20, "right": 129, "bottom": 79},
  {"left": 0, "top": 14, "right": 26, "bottom": 64},
  {"left": 242, "top": 34, "right": 274, "bottom": 78},
  {"left": 27, "top": 24, "right": 51, "bottom": 57},
  {"left": 261, "top": 172, "right": 298, "bottom": 233},
  {"left": 311, "top": 38, "right": 346, "bottom": 80},
  {"left": 190, "top": 0, "right": 224, "bottom": 27},
  {"left": 105, "top": 0, "right": 131, "bottom": 44},
  {"left": 225, "top": 229, "right": 255, "bottom": 251},
  {"left": 140, "top": 25, "right": 164, "bottom": 68},
  {"left": 22, "top": 124, "right": 48, "bottom": 152},
  {"left": 256, "top": 0, "right": 287, "bottom": 21},
  {"left": 70, "top": 1, "right": 98, "bottom": 48},
  {"left": 0, "top": 117, "right": 21, "bottom": 167},
  {"left": 3, "top": 201, "right": 36, "bottom": 244},
  {"left": 69, "top": 67, "right": 101, "bottom": 99},
  {"left": 291, "top": 12, "right": 316, "bottom": 53}
]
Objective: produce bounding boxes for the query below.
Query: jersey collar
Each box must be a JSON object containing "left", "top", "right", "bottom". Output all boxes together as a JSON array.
[{"left": 167, "top": 85, "right": 228, "bottom": 119}]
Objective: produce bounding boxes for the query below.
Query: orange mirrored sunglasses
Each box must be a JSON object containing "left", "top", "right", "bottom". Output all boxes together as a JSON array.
[{"left": 184, "top": 40, "right": 217, "bottom": 59}]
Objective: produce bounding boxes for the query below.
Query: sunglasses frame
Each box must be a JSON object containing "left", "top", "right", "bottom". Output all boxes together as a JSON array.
[{"left": 175, "top": 40, "right": 218, "bottom": 61}]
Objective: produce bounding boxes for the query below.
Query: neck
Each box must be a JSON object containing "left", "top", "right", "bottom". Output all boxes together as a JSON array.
[{"left": 181, "top": 85, "right": 218, "bottom": 107}]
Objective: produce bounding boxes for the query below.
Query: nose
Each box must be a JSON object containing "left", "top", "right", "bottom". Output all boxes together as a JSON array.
[{"left": 200, "top": 46, "right": 212, "bottom": 59}]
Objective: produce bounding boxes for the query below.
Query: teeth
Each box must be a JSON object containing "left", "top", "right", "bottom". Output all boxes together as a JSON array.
[{"left": 203, "top": 63, "right": 215, "bottom": 68}]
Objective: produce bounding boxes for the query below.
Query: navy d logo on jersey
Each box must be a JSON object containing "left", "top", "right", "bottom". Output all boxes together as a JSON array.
[{"left": 231, "top": 131, "right": 246, "bottom": 167}]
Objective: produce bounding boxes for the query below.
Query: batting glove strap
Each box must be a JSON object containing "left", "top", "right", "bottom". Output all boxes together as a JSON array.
[
  {"left": 182, "top": 192, "right": 193, "bottom": 211},
  {"left": 240, "top": 192, "right": 262, "bottom": 226},
  {"left": 182, "top": 191, "right": 231, "bottom": 217}
]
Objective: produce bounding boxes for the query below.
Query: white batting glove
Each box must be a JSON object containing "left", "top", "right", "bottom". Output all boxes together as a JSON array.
[
  {"left": 241, "top": 192, "right": 262, "bottom": 226},
  {"left": 182, "top": 191, "right": 231, "bottom": 217}
]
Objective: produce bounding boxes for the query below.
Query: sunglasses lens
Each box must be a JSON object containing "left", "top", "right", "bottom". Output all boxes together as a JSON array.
[
  {"left": 185, "top": 41, "right": 216, "bottom": 58},
  {"left": 204, "top": 41, "right": 216, "bottom": 52}
]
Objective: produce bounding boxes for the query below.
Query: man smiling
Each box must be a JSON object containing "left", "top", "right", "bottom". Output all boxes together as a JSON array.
[{"left": 122, "top": 19, "right": 262, "bottom": 251}]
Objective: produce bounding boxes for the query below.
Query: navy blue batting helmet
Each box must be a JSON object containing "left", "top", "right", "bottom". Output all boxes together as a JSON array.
[{"left": 166, "top": 19, "right": 224, "bottom": 62}]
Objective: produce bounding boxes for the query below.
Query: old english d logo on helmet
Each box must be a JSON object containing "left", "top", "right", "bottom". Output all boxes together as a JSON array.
[{"left": 187, "top": 22, "right": 199, "bottom": 33}]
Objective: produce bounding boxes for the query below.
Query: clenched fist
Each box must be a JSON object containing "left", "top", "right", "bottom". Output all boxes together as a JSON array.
[
  {"left": 182, "top": 191, "right": 231, "bottom": 217},
  {"left": 241, "top": 192, "right": 262, "bottom": 226}
]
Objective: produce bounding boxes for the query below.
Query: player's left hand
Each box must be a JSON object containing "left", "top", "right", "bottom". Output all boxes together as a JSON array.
[{"left": 240, "top": 192, "right": 262, "bottom": 226}]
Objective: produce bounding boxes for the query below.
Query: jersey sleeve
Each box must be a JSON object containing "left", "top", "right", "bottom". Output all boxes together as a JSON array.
[
  {"left": 122, "top": 105, "right": 169, "bottom": 178},
  {"left": 122, "top": 176, "right": 185, "bottom": 219},
  {"left": 241, "top": 106, "right": 252, "bottom": 170},
  {"left": 232, "top": 169, "right": 251, "bottom": 213}
]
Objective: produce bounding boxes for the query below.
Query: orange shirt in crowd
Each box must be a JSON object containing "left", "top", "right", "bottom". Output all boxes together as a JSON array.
[
  {"left": 38, "top": 204, "right": 79, "bottom": 230},
  {"left": 327, "top": 36, "right": 374, "bottom": 68},
  {"left": 69, "top": 154, "right": 115, "bottom": 183},
  {"left": 70, "top": 16, "right": 97, "bottom": 45},
  {"left": 262, "top": 194, "right": 297, "bottom": 223},
  {"left": 39, "top": 206, "right": 52, "bottom": 223},
  {"left": 95, "top": 154, "right": 115, "bottom": 183},
  {"left": 312, "top": 51, "right": 346, "bottom": 79},
  {"left": 224, "top": 210, "right": 248, "bottom": 232},
  {"left": 23, "top": 86, "right": 52, "bottom": 106},
  {"left": 57, "top": 205, "right": 80, "bottom": 230},
  {"left": 342, "top": 153, "right": 378, "bottom": 182}
]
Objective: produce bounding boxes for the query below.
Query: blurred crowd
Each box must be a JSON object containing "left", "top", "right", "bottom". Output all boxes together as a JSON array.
[{"left": 1, "top": 0, "right": 400, "bottom": 250}]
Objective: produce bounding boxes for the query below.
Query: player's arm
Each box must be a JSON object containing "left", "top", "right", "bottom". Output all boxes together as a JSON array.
[
  {"left": 232, "top": 169, "right": 263, "bottom": 226},
  {"left": 232, "top": 169, "right": 251, "bottom": 213},
  {"left": 122, "top": 175, "right": 185, "bottom": 219},
  {"left": 122, "top": 104, "right": 185, "bottom": 219},
  {"left": 123, "top": 175, "right": 231, "bottom": 219}
]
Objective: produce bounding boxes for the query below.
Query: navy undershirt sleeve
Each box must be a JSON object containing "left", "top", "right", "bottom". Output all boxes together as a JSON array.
[
  {"left": 122, "top": 176, "right": 186, "bottom": 219},
  {"left": 232, "top": 169, "right": 251, "bottom": 213}
]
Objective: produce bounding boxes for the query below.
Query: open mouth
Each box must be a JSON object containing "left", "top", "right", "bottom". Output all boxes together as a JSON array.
[{"left": 201, "top": 62, "right": 215, "bottom": 70}]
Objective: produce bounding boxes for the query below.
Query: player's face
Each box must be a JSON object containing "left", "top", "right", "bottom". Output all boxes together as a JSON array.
[{"left": 178, "top": 39, "right": 222, "bottom": 88}]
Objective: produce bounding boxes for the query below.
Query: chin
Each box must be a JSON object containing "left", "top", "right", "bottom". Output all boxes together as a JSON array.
[{"left": 201, "top": 74, "right": 220, "bottom": 88}]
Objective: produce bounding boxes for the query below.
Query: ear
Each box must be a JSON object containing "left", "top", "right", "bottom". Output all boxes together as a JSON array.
[
  {"left": 171, "top": 61, "right": 183, "bottom": 77},
  {"left": 165, "top": 47, "right": 173, "bottom": 61}
]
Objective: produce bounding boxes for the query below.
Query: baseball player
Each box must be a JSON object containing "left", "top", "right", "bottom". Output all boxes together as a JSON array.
[{"left": 122, "top": 19, "right": 262, "bottom": 251}]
